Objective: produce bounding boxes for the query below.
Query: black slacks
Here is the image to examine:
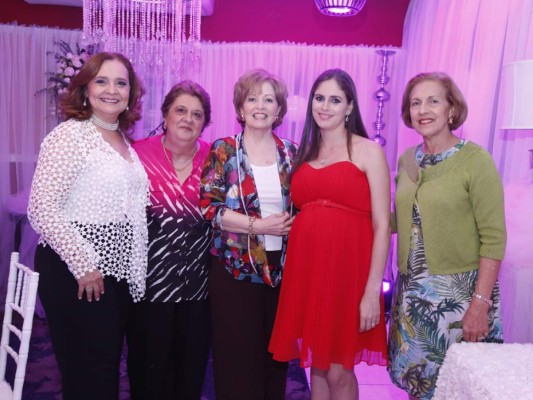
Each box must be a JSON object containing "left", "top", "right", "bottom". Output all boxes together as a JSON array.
[
  {"left": 127, "top": 299, "right": 211, "bottom": 400},
  {"left": 209, "top": 253, "right": 288, "bottom": 400},
  {"left": 35, "top": 244, "right": 131, "bottom": 400}
]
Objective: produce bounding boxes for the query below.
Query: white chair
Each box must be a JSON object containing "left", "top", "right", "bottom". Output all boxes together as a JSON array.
[{"left": 0, "top": 252, "right": 39, "bottom": 400}]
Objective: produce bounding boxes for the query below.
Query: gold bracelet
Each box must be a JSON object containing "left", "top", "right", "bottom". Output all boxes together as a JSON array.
[
  {"left": 248, "top": 216, "right": 256, "bottom": 239},
  {"left": 472, "top": 292, "right": 493, "bottom": 307}
]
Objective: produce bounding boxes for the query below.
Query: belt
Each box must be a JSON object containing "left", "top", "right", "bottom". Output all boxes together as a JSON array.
[{"left": 300, "top": 199, "right": 370, "bottom": 216}]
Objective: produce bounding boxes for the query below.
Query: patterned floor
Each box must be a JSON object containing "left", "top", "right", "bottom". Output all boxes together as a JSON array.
[{"left": 4, "top": 315, "right": 310, "bottom": 400}]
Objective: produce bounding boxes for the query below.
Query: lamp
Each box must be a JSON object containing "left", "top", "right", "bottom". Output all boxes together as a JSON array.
[
  {"left": 314, "top": 0, "right": 366, "bottom": 17},
  {"left": 501, "top": 60, "right": 533, "bottom": 178}
]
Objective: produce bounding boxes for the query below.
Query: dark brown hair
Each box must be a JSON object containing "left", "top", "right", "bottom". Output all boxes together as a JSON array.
[
  {"left": 401, "top": 72, "right": 468, "bottom": 131},
  {"left": 293, "top": 68, "right": 368, "bottom": 173},
  {"left": 161, "top": 80, "right": 212, "bottom": 133},
  {"left": 60, "top": 52, "right": 145, "bottom": 135},
  {"left": 233, "top": 68, "right": 288, "bottom": 130}
]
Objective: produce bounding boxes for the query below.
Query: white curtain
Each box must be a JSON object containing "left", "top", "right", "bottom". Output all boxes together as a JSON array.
[
  {"left": 0, "top": 23, "right": 402, "bottom": 309},
  {"left": 0, "top": 25, "right": 82, "bottom": 314},
  {"left": 398, "top": 0, "right": 533, "bottom": 343}
]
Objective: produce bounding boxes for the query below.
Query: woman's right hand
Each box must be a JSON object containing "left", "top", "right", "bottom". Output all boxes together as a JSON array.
[
  {"left": 77, "top": 269, "right": 105, "bottom": 302},
  {"left": 255, "top": 211, "right": 294, "bottom": 236}
]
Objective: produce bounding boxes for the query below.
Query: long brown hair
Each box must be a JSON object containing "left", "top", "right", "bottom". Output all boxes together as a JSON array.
[
  {"left": 60, "top": 52, "right": 145, "bottom": 135},
  {"left": 293, "top": 68, "right": 368, "bottom": 174}
]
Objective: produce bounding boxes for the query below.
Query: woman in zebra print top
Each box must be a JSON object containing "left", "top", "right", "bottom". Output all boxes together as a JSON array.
[{"left": 128, "top": 80, "right": 213, "bottom": 400}]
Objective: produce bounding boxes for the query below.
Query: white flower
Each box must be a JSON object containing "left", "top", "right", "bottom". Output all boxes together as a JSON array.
[
  {"left": 64, "top": 67, "right": 75, "bottom": 77},
  {"left": 72, "top": 56, "right": 82, "bottom": 68},
  {"left": 64, "top": 77, "right": 71, "bottom": 83},
  {"left": 56, "top": 67, "right": 64, "bottom": 74},
  {"left": 66, "top": 52, "right": 74, "bottom": 59}
]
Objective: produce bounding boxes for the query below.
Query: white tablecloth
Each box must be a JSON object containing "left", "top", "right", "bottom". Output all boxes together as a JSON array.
[{"left": 434, "top": 343, "right": 533, "bottom": 399}]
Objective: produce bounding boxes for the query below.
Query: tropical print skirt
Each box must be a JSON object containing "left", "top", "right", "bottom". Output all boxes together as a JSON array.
[{"left": 387, "top": 202, "right": 503, "bottom": 399}]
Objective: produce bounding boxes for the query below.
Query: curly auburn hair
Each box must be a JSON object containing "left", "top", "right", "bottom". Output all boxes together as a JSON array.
[{"left": 60, "top": 52, "right": 145, "bottom": 135}]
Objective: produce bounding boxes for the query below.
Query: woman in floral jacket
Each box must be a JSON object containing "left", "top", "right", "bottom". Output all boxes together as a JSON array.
[{"left": 201, "top": 68, "right": 297, "bottom": 400}]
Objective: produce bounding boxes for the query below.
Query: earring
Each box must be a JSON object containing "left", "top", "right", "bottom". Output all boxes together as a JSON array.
[
  {"left": 83, "top": 97, "right": 87, "bottom": 107},
  {"left": 163, "top": 122, "right": 167, "bottom": 130},
  {"left": 240, "top": 113, "right": 244, "bottom": 120},
  {"left": 448, "top": 116, "right": 453, "bottom": 125},
  {"left": 126, "top": 106, "right": 130, "bottom": 112},
  {"left": 345, "top": 114, "right": 349, "bottom": 122}
]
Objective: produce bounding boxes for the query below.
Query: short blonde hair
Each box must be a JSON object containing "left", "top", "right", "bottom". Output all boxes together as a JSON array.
[
  {"left": 401, "top": 72, "right": 468, "bottom": 131},
  {"left": 233, "top": 69, "right": 288, "bottom": 129}
]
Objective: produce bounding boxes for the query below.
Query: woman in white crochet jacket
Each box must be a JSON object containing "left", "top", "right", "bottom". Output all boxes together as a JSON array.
[{"left": 28, "top": 52, "right": 149, "bottom": 400}]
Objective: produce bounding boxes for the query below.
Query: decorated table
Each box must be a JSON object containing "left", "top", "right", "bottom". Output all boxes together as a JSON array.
[{"left": 433, "top": 342, "right": 533, "bottom": 399}]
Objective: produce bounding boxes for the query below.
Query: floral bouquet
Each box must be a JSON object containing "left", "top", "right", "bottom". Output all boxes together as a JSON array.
[{"left": 37, "top": 40, "right": 99, "bottom": 117}]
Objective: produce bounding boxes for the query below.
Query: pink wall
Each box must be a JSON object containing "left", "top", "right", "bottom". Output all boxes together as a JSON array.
[{"left": 0, "top": 0, "right": 409, "bottom": 46}]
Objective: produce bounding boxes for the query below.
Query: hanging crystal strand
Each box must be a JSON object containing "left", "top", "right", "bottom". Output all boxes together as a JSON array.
[
  {"left": 130, "top": 0, "right": 135, "bottom": 59},
  {"left": 117, "top": 0, "right": 122, "bottom": 54},
  {"left": 81, "top": 0, "right": 90, "bottom": 45},
  {"left": 191, "top": 0, "right": 202, "bottom": 60}
]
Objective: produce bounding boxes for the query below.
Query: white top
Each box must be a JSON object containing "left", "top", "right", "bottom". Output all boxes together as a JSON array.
[
  {"left": 251, "top": 163, "right": 283, "bottom": 251},
  {"left": 28, "top": 119, "right": 149, "bottom": 301}
]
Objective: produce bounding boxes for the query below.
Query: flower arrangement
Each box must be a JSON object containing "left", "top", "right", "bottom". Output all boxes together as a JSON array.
[{"left": 37, "top": 40, "right": 99, "bottom": 117}]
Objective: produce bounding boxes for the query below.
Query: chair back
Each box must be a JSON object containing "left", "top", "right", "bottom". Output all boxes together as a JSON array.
[{"left": 0, "top": 252, "right": 40, "bottom": 400}]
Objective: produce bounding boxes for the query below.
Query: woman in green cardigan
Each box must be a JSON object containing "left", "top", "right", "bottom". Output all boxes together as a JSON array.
[{"left": 387, "top": 72, "right": 506, "bottom": 400}]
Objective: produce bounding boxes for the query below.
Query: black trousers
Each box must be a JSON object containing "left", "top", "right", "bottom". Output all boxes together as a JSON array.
[
  {"left": 35, "top": 244, "right": 131, "bottom": 400},
  {"left": 209, "top": 253, "right": 288, "bottom": 400},
  {"left": 127, "top": 299, "right": 211, "bottom": 400}
]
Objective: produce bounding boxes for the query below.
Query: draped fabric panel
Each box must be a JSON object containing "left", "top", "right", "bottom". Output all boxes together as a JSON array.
[
  {"left": 397, "top": 0, "right": 533, "bottom": 343},
  {"left": 396, "top": 0, "right": 533, "bottom": 185}
]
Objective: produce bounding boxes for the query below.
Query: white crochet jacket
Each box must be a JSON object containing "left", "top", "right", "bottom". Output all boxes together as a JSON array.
[{"left": 28, "top": 119, "right": 149, "bottom": 301}]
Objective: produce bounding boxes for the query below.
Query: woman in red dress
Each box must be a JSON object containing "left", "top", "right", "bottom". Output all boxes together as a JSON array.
[{"left": 269, "top": 69, "right": 390, "bottom": 399}]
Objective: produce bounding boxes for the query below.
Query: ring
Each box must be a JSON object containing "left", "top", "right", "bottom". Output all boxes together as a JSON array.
[
  {"left": 371, "top": 322, "right": 377, "bottom": 326},
  {"left": 86, "top": 287, "right": 94, "bottom": 292}
]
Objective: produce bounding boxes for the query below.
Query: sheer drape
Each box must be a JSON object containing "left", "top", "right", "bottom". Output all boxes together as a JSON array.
[
  {"left": 398, "top": 0, "right": 533, "bottom": 343},
  {"left": 397, "top": 0, "right": 533, "bottom": 183},
  {"left": 0, "top": 25, "right": 81, "bottom": 313},
  {"left": 0, "top": 23, "right": 401, "bottom": 309}
]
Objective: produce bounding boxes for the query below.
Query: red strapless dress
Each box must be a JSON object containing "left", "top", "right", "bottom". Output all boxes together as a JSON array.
[{"left": 269, "top": 161, "right": 387, "bottom": 370}]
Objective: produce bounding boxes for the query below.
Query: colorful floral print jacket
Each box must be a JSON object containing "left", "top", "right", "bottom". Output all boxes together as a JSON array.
[{"left": 200, "top": 132, "right": 297, "bottom": 287}]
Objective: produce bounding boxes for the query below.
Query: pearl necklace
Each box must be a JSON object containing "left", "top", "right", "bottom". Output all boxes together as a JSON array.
[
  {"left": 90, "top": 114, "right": 119, "bottom": 131},
  {"left": 162, "top": 137, "right": 198, "bottom": 173}
]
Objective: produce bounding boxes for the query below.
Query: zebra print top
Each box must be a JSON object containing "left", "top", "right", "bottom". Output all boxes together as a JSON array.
[{"left": 132, "top": 135, "right": 212, "bottom": 302}]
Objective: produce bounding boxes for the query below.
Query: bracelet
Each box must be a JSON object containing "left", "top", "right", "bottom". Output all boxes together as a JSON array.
[
  {"left": 248, "top": 216, "right": 256, "bottom": 239},
  {"left": 472, "top": 292, "right": 493, "bottom": 307}
]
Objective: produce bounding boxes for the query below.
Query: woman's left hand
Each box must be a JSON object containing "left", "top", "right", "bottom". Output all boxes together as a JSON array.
[
  {"left": 462, "top": 301, "right": 490, "bottom": 342},
  {"left": 359, "top": 292, "right": 381, "bottom": 332}
]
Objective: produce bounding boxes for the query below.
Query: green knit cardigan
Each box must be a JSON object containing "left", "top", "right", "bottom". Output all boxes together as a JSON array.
[{"left": 393, "top": 141, "right": 506, "bottom": 275}]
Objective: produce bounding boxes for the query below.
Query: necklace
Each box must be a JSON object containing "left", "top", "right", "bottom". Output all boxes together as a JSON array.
[
  {"left": 90, "top": 114, "right": 119, "bottom": 131},
  {"left": 162, "top": 137, "right": 198, "bottom": 173}
]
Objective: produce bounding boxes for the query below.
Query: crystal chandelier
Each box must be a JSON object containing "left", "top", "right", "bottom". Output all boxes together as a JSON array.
[
  {"left": 314, "top": 0, "right": 367, "bottom": 16},
  {"left": 82, "top": 0, "right": 203, "bottom": 75}
]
